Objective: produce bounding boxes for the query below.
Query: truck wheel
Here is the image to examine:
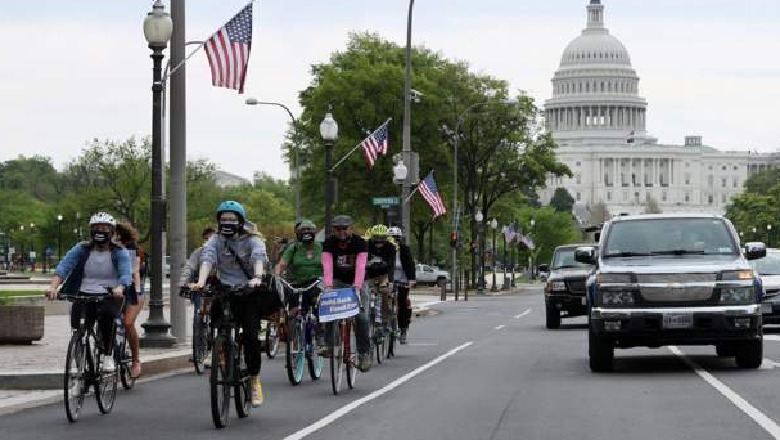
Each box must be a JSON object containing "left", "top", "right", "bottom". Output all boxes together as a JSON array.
[
  {"left": 589, "top": 328, "right": 614, "bottom": 372},
  {"left": 545, "top": 304, "right": 561, "bottom": 329},
  {"left": 715, "top": 343, "right": 736, "bottom": 357},
  {"left": 735, "top": 339, "right": 762, "bottom": 369}
]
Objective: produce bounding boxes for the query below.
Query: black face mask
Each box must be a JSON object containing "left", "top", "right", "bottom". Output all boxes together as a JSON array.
[
  {"left": 91, "top": 231, "right": 111, "bottom": 245},
  {"left": 298, "top": 232, "right": 315, "bottom": 243},
  {"left": 219, "top": 222, "right": 240, "bottom": 237}
]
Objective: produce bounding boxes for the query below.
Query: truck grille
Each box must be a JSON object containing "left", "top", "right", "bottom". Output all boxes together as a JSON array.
[
  {"left": 635, "top": 273, "right": 717, "bottom": 303},
  {"left": 565, "top": 278, "right": 586, "bottom": 295}
]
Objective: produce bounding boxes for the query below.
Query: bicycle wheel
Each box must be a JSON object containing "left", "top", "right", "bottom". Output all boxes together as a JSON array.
[
  {"left": 193, "top": 311, "right": 207, "bottom": 375},
  {"left": 374, "top": 323, "right": 386, "bottom": 365},
  {"left": 306, "top": 320, "right": 324, "bottom": 381},
  {"left": 64, "top": 333, "right": 87, "bottom": 423},
  {"left": 286, "top": 317, "right": 305, "bottom": 386},
  {"left": 386, "top": 316, "right": 397, "bottom": 359},
  {"left": 329, "top": 322, "right": 344, "bottom": 395},
  {"left": 346, "top": 319, "right": 358, "bottom": 390},
  {"left": 119, "top": 340, "right": 135, "bottom": 390},
  {"left": 210, "top": 334, "right": 231, "bottom": 428},
  {"left": 234, "top": 341, "right": 252, "bottom": 419},
  {"left": 95, "top": 354, "right": 118, "bottom": 414},
  {"left": 265, "top": 318, "right": 280, "bottom": 359}
]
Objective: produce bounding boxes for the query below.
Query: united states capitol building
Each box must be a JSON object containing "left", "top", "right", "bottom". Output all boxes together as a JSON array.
[{"left": 538, "top": 0, "right": 777, "bottom": 219}]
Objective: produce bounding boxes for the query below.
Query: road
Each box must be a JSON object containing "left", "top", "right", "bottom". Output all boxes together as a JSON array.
[{"left": 4, "top": 287, "right": 780, "bottom": 440}]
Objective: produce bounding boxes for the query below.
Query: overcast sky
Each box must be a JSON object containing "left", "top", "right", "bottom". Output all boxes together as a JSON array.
[{"left": 1, "top": 0, "right": 778, "bottom": 180}]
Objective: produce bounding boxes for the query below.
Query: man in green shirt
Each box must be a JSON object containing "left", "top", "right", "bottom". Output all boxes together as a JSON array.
[{"left": 274, "top": 220, "right": 323, "bottom": 311}]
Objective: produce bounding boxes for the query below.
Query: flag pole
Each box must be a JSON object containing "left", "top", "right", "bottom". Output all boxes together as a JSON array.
[
  {"left": 329, "top": 117, "right": 392, "bottom": 172},
  {"left": 403, "top": 183, "right": 421, "bottom": 204}
]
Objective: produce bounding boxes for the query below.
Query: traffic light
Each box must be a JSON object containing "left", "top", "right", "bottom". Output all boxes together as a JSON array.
[{"left": 450, "top": 232, "right": 458, "bottom": 248}]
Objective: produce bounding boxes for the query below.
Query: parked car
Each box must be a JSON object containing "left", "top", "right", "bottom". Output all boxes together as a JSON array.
[
  {"left": 544, "top": 244, "right": 597, "bottom": 329},
  {"left": 576, "top": 213, "right": 766, "bottom": 372},
  {"left": 416, "top": 264, "right": 450, "bottom": 286},
  {"left": 538, "top": 264, "right": 550, "bottom": 282},
  {"left": 749, "top": 248, "right": 780, "bottom": 324}
]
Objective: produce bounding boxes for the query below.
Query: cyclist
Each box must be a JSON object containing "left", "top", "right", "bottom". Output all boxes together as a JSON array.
[
  {"left": 387, "top": 226, "right": 416, "bottom": 344},
  {"left": 322, "top": 214, "right": 372, "bottom": 372},
  {"left": 180, "top": 227, "right": 216, "bottom": 367},
  {"left": 47, "top": 212, "right": 132, "bottom": 373},
  {"left": 365, "top": 225, "right": 396, "bottom": 333},
  {"left": 114, "top": 221, "right": 143, "bottom": 378},
  {"left": 274, "top": 219, "right": 323, "bottom": 311},
  {"left": 190, "top": 201, "right": 268, "bottom": 407}
]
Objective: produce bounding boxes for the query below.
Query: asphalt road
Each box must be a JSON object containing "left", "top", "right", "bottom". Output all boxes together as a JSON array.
[{"left": 5, "top": 287, "right": 780, "bottom": 440}]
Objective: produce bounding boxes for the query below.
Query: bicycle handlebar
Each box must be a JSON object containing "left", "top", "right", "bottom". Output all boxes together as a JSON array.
[{"left": 273, "top": 276, "right": 322, "bottom": 295}]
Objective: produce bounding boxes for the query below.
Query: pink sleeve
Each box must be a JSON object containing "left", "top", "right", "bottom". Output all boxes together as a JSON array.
[
  {"left": 322, "top": 252, "right": 334, "bottom": 287},
  {"left": 353, "top": 252, "right": 368, "bottom": 288}
]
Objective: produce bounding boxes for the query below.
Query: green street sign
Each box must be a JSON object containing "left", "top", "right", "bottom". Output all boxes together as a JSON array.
[{"left": 372, "top": 197, "right": 400, "bottom": 207}]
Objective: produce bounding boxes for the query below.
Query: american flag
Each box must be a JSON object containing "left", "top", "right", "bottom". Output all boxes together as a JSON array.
[
  {"left": 502, "top": 225, "right": 517, "bottom": 243},
  {"left": 360, "top": 121, "right": 390, "bottom": 168},
  {"left": 519, "top": 234, "right": 536, "bottom": 250},
  {"left": 418, "top": 171, "right": 447, "bottom": 218},
  {"left": 204, "top": 3, "right": 253, "bottom": 94}
]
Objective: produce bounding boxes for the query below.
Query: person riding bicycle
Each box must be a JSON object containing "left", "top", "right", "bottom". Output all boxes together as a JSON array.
[
  {"left": 180, "top": 227, "right": 217, "bottom": 367},
  {"left": 190, "top": 201, "right": 268, "bottom": 407},
  {"left": 387, "top": 226, "right": 416, "bottom": 344},
  {"left": 47, "top": 212, "right": 132, "bottom": 373},
  {"left": 321, "top": 214, "right": 372, "bottom": 372},
  {"left": 365, "top": 225, "right": 397, "bottom": 332},
  {"left": 274, "top": 219, "right": 323, "bottom": 310},
  {"left": 114, "top": 221, "right": 144, "bottom": 378}
]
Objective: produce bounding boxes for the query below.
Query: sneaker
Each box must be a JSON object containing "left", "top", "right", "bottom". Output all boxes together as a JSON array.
[
  {"left": 101, "top": 355, "right": 116, "bottom": 373},
  {"left": 203, "top": 350, "right": 212, "bottom": 368},
  {"left": 358, "top": 353, "right": 372, "bottom": 372},
  {"left": 400, "top": 329, "right": 408, "bottom": 345},
  {"left": 251, "top": 375, "right": 264, "bottom": 407}
]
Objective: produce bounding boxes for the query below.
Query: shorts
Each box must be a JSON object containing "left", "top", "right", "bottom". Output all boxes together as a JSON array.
[{"left": 124, "top": 284, "right": 143, "bottom": 306}]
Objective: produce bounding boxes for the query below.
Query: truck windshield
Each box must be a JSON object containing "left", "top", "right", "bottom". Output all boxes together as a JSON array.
[
  {"left": 552, "top": 247, "right": 593, "bottom": 269},
  {"left": 603, "top": 217, "right": 737, "bottom": 258}
]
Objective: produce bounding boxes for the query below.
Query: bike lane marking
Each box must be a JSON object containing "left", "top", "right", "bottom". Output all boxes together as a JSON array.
[
  {"left": 670, "top": 346, "right": 780, "bottom": 439},
  {"left": 514, "top": 308, "right": 532, "bottom": 319},
  {"left": 494, "top": 325, "right": 506, "bottom": 330},
  {"left": 281, "top": 341, "right": 474, "bottom": 440}
]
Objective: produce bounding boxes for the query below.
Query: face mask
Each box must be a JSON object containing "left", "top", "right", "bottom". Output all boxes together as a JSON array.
[
  {"left": 298, "top": 232, "right": 315, "bottom": 243},
  {"left": 219, "top": 221, "right": 239, "bottom": 237},
  {"left": 91, "top": 231, "right": 111, "bottom": 245}
]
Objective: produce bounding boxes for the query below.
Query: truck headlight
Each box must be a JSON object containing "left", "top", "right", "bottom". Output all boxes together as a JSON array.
[
  {"left": 601, "top": 290, "right": 635, "bottom": 307},
  {"left": 720, "top": 287, "right": 755, "bottom": 305},
  {"left": 545, "top": 281, "right": 567, "bottom": 293}
]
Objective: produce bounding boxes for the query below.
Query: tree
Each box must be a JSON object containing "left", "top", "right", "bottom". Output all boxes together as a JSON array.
[
  {"left": 643, "top": 196, "right": 662, "bottom": 214},
  {"left": 549, "top": 187, "right": 575, "bottom": 213},
  {"left": 515, "top": 206, "right": 580, "bottom": 268}
]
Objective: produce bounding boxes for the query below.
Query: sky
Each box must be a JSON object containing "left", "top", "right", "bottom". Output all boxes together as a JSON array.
[{"left": 1, "top": 0, "right": 778, "bottom": 181}]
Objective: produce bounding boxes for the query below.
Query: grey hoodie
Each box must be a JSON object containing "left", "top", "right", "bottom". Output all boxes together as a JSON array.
[{"left": 201, "top": 233, "right": 267, "bottom": 287}]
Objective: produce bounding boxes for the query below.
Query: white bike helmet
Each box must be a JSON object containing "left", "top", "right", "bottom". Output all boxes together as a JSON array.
[
  {"left": 89, "top": 212, "right": 116, "bottom": 227},
  {"left": 388, "top": 226, "right": 403, "bottom": 237}
]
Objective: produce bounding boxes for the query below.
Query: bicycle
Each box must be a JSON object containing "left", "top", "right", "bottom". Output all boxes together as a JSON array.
[
  {"left": 319, "top": 287, "right": 361, "bottom": 395},
  {"left": 368, "top": 279, "right": 393, "bottom": 365},
  {"left": 273, "top": 277, "right": 324, "bottom": 386},
  {"left": 115, "top": 313, "right": 135, "bottom": 390},
  {"left": 262, "top": 314, "right": 280, "bottom": 359},
  {"left": 179, "top": 287, "right": 211, "bottom": 375},
  {"left": 60, "top": 293, "right": 124, "bottom": 423}
]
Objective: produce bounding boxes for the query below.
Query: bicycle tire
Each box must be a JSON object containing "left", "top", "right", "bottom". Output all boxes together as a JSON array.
[
  {"left": 346, "top": 319, "right": 357, "bottom": 389},
  {"left": 95, "top": 327, "right": 118, "bottom": 415},
  {"left": 386, "top": 316, "right": 397, "bottom": 359},
  {"left": 210, "top": 335, "right": 231, "bottom": 428},
  {"left": 374, "top": 323, "right": 386, "bottom": 365},
  {"left": 265, "top": 320, "right": 280, "bottom": 359},
  {"left": 119, "top": 341, "right": 136, "bottom": 390},
  {"left": 306, "top": 319, "right": 324, "bottom": 381},
  {"left": 286, "top": 317, "right": 305, "bottom": 386},
  {"left": 193, "top": 312, "right": 207, "bottom": 375},
  {"left": 64, "top": 333, "right": 86, "bottom": 423},
  {"left": 234, "top": 340, "right": 252, "bottom": 419},
  {"left": 329, "top": 322, "right": 344, "bottom": 395}
]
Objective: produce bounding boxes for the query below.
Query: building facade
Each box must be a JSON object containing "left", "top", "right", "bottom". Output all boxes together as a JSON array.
[{"left": 539, "top": 0, "right": 776, "bottom": 218}]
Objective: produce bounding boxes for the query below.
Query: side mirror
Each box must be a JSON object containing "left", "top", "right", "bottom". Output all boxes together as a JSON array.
[
  {"left": 745, "top": 242, "right": 767, "bottom": 261},
  {"left": 574, "top": 246, "right": 596, "bottom": 265},
  {"left": 537, "top": 264, "right": 549, "bottom": 273}
]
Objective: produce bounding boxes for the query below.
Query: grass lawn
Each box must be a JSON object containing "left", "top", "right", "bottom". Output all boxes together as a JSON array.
[{"left": 0, "top": 290, "right": 45, "bottom": 298}]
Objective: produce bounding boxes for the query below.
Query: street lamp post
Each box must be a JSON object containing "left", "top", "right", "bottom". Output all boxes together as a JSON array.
[
  {"left": 57, "top": 215, "right": 63, "bottom": 262},
  {"left": 502, "top": 224, "right": 509, "bottom": 290},
  {"left": 246, "top": 98, "right": 301, "bottom": 221},
  {"left": 752, "top": 226, "right": 757, "bottom": 241},
  {"left": 490, "top": 218, "right": 498, "bottom": 292},
  {"left": 141, "top": 0, "right": 175, "bottom": 348},
  {"left": 530, "top": 218, "right": 536, "bottom": 279},
  {"left": 320, "top": 109, "right": 339, "bottom": 236},
  {"left": 475, "top": 210, "right": 484, "bottom": 294},
  {"left": 767, "top": 224, "right": 772, "bottom": 247},
  {"left": 401, "top": 0, "right": 415, "bottom": 239}
]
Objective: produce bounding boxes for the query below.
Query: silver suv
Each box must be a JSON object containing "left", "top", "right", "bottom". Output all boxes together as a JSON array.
[{"left": 575, "top": 214, "right": 766, "bottom": 372}]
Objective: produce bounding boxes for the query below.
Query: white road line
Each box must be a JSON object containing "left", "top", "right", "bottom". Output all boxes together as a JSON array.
[
  {"left": 494, "top": 325, "right": 506, "bottom": 330},
  {"left": 514, "top": 308, "right": 532, "bottom": 319},
  {"left": 761, "top": 359, "right": 780, "bottom": 370},
  {"left": 764, "top": 335, "right": 780, "bottom": 342},
  {"left": 282, "top": 341, "right": 474, "bottom": 440},
  {"left": 670, "top": 346, "right": 780, "bottom": 439}
]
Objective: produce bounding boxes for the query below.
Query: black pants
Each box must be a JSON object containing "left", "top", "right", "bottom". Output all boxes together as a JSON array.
[
  {"left": 71, "top": 297, "right": 123, "bottom": 355},
  {"left": 396, "top": 284, "right": 412, "bottom": 330},
  {"left": 211, "top": 296, "right": 262, "bottom": 376}
]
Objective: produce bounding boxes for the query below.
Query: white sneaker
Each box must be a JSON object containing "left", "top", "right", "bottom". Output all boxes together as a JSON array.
[
  {"left": 203, "top": 350, "right": 212, "bottom": 368},
  {"left": 102, "top": 355, "right": 116, "bottom": 373}
]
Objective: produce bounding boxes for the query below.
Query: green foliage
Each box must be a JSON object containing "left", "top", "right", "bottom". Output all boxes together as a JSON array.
[
  {"left": 549, "top": 188, "right": 575, "bottom": 213},
  {"left": 725, "top": 169, "right": 780, "bottom": 243},
  {"left": 643, "top": 196, "right": 663, "bottom": 214},
  {"left": 515, "top": 206, "right": 581, "bottom": 266}
]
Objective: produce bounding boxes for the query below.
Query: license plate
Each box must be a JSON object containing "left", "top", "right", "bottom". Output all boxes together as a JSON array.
[
  {"left": 663, "top": 314, "right": 693, "bottom": 329},
  {"left": 761, "top": 303, "right": 773, "bottom": 315}
]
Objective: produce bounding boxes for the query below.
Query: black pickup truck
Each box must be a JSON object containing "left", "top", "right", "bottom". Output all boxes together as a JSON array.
[{"left": 544, "top": 244, "right": 596, "bottom": 329}]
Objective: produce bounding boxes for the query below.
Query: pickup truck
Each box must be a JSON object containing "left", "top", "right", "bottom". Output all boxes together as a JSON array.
[
  {"left": 575, "top": 213, "right": 766, "bottom": 372},
  {"left": 416, "top": 264, "right": 450, "bottom": 286},
  {"left": 544, "top": 243, "right": 597, "bottom": 329}
]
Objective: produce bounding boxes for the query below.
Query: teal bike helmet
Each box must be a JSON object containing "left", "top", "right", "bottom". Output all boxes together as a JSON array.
[{"left": 216, "top": 200, "right": 246, "bottom": 221}]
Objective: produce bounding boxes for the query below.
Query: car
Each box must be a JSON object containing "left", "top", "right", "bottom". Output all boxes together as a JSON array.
[
  {"left": 575, "top": 213, "right": 766, "bottom": 372},
  {"left": 415, "top": 264, "right": 450, "bottom": 286},
  {"left": 537, "top": 264, "right": 550, "bottom": 282},
  {"left": 749, "top": 248, "right": 780, "bottom": 324},
  {"left": 543, "top": 244, "right": 597, "bottom": 329}
]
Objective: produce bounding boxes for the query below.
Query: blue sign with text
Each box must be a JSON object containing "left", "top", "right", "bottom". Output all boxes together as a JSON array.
[{"left": 318, "top": 287, "right": 360, "bottom": 323}]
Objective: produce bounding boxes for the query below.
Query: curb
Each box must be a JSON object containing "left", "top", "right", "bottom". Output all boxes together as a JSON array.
[{"left": 0, "top": 349, "right": 191, "bottom": 390}]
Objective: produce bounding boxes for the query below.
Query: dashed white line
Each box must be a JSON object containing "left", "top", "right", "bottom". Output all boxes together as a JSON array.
[
  {"left": 514, "top": 308, "right": 532, "bottom": 319},
  {"left": 282, "top": 341, "right": 474, "bottom": 440},
  {"left": 670, "top": 346, "right": 780, "bottom": 439},
  {"left": 764, "top": 335, "right": 780, "bottom": 342},
  {"left": 494, "top": 325, "right": 506, "bottom": 330}
]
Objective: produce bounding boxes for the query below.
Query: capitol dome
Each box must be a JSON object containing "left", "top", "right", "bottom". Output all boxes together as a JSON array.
[{"left": 545, "top": 0, "right": 649, "bottom": 144}]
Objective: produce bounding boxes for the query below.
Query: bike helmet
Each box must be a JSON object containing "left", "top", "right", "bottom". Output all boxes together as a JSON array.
[
  {"left": 296, "top": 219, "right": 317, "bottom": 231},
  {"left": 216, "top": 200, "right": 246, "bottom": 221},
  {"left": 387, "top": 226, "right": 403, "bottom": 237},
  {"left": 332, "top": 215, "right": 353, "bottom": 227},
  {"left": 368, "top": 224, "right": 389, "bottom": 238},
  {"left": 89, "top": 212, "right": 116, "bottom": 227}
]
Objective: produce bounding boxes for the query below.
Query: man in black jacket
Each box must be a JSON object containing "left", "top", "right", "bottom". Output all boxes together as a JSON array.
[{"left": 388, "top": 226, "right": 416, "bottom": 344}]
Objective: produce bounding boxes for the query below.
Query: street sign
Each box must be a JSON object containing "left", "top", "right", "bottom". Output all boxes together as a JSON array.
[{"left": 372, "top": 197, "right": 400, "bottom": 208}]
